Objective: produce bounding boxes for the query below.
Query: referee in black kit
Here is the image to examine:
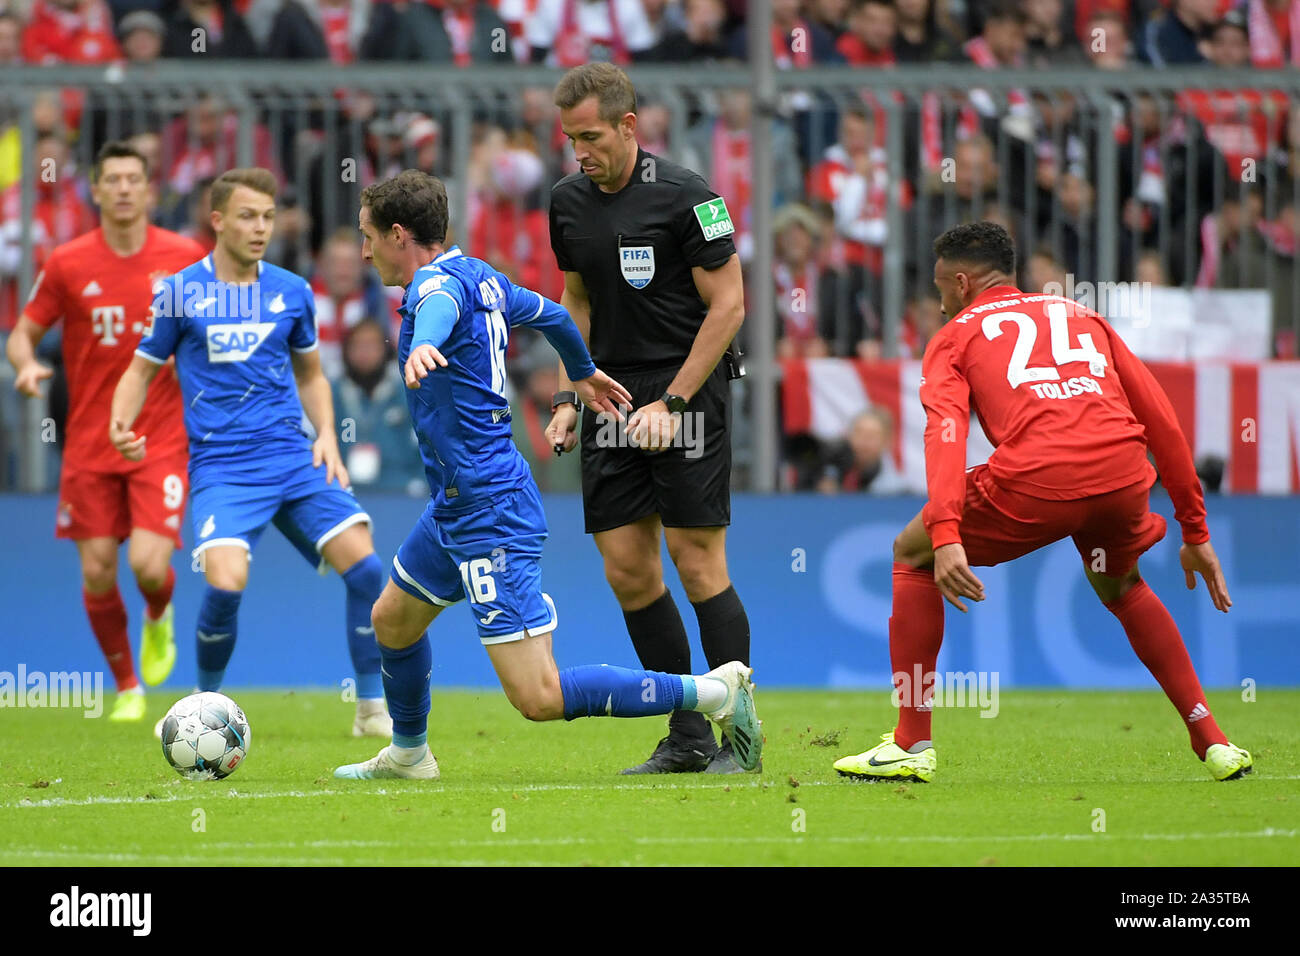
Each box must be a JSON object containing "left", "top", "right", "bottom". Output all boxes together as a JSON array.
[{"left": 545, "top": 63, "right": 753, "bottom": 774}]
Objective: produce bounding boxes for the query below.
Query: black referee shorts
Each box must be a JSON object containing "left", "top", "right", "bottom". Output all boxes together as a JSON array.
[{"left": 579, "top": 364, "right": 732, "bottom": 535}]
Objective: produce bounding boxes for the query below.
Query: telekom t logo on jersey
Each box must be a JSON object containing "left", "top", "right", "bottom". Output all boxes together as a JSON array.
[{"left": 92, "top": 306, "right": 126, "bottom": 346}]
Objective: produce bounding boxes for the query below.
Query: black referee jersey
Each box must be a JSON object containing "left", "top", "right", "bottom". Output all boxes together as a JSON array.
[{"left": 548, "top": 147, "right": 738, "bottom": 373}]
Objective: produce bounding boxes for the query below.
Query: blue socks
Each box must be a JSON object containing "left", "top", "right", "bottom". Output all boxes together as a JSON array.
[
  {"left": 195, "top": 586, "right": 242, "bottom": 691},
  {"left": 380, "top": 634, "right": 431, "bottom": 744},
  {"left": 558, "top": 664, "right": 687, "bottom": 720},
  {"left": 342, "top": 554, "right": 384, "bottom": 699}
]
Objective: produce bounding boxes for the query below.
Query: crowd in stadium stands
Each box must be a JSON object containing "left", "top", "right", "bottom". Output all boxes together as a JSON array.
[{"left": 1, "top": 0, "right": 1298, "bottom": 493}]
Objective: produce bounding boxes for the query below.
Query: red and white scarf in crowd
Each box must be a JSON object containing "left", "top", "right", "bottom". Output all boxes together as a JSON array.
[
  {"left": 774, "top": 259, "right": 821, "bottom": 341},
  {"left": 555, "top": 0, "right": 628, "bottom": 67},
  {"left": 920, "top": 91, "right": 943, "bottom": 172},
  {"left": 959, "top": 36, "right": 1030, "bottom": 136},
  {"left": 320, "top": 5, "right": 355, "bottom": 64},
  {"left": 711, "top": 118, "right": 753, "bottom": 251},
  {"left": 443, "top": 6, "right": 474, "bottom": 66},
  {"left": 1248, "top": 0, "right": 1300, "bottom": 67}
]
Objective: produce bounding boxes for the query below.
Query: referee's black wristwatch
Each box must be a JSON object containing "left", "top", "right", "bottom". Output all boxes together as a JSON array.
[
  {"left": 660, "top": 392, "right": 689, "bottom": 414},
  {"left": 551, "top": 390, "right": 580, "bottom": 412}
]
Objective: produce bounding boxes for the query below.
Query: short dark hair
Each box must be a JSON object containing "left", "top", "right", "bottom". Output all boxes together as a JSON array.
[
  {"left": 554, "top": 63, "right": 637, "bottom": 126},
  {"left": 933, "top": 221, "right": 1017, "bottom": 276},
  {"left": 92, "top": 140, "right": 149, "bottom": 182},
  {"left": 360, "top": 169, "right": 448, "bottom": 246},
  {"left": 210, "top": 168, "right": 277, "bottom": 212}
]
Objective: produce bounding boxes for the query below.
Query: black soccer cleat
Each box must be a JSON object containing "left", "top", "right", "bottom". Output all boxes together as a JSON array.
[
  {"left": 620, "top": 732, "right": 718, "bottom": 775},
  {"left": 703, "top": 737, "right": 758, "bottom": 774}
]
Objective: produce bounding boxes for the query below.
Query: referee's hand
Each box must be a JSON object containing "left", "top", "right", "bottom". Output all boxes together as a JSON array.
[
  {"left": 404, "top": 343, "right": 449, "bottom": 388},
  {"left": 626, "top": 400, "right": 681, "bottom": 454}
]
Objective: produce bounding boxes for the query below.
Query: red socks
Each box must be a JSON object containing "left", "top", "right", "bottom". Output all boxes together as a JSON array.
[
  {"left": 890, "top": 562, "right": 945, "bottom": 751},
  {"left": 140, "top": 565, "right": 175, "bottom": 621},
  {"left": 83, "top": 587, "right": 138, "bottom": 691},
  {"left": 1104, "top": 580, "right": 1227, "bottom": 759},
  {"left": 887, "top": 561, "right": 1225, "bottom": 760}
]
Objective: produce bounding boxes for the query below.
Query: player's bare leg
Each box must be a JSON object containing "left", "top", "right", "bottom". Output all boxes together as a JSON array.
[
  {"left": 1085, "top": 557, "right": 1251, "bottom": 780},
  {"left": 835, "top": 510, "right": 942, "bottom": 782},
  {"left": 596, "top": 515, "right": 718, "bottom": 773},
  {"left": 485, "top": 630, "right": 564, "bottom": 721},
  {"left": 77, "top": 536, "right": 145, "bottom": 721},
  {"left": 665, "top": 524, "right": 754, "bottom": 772},
  {"left": 334, "top": 580, "right": 442, "bottom": 779},
  {"left": 322, "top": 523, "right": 391, "bottom": 737},
  {"left": 127, "top": 528, "right": 178, "bottom": 686}
]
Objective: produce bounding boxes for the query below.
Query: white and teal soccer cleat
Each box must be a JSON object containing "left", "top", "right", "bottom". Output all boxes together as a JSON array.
[
  {"left": 1205, "top": 742, "right": 1253, "bottom": 781},
  {"left": 352, "top": 699, "right": 394, "bottom": 738},
  {"left": 702, "top": 661, "right": 763, "bottom": 772},
  {"left": 834, "top": 731, "right": 936, "bottom": 783},
  {"left": 333, "top": 745, "right": 440, "bottom": 780}
]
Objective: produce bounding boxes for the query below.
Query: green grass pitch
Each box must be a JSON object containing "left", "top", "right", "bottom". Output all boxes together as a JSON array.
[{"left": 1, "top": 689, "right": 1295, "bottom": 866}]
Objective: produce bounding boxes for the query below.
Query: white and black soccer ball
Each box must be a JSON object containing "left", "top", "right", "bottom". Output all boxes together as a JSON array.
[{"left": 160, "top": 692, "right": 251, "bottom": 780}]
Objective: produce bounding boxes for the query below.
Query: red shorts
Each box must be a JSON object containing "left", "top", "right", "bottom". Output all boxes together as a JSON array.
[
  {"left": 56, "top": 455, "right": 189, "bottom": 548},
  {"left": 958, "top": 465, "right": 1167, "bottom": 578}
]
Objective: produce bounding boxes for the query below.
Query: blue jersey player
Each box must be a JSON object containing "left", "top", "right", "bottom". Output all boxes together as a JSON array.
[
  {"left": 109, "top": 168, "right": 392, "bottom": 738},
  {"left": 333, "top": 169, "right": 762, "bottom": 779}
]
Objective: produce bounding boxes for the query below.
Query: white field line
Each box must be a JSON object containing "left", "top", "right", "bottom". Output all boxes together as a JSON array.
[
  {"left": 4, "top": 772, "right": 1299, "bottom": 810},
  {"left": 0, "top": 780, "right": 809, "bottom": 808},
  {"left": 1, "top": 828, "right": 1295, "bottom": 865}
]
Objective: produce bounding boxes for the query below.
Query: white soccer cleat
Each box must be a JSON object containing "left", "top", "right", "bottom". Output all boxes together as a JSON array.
[
  {"left": 333, "top": 745, "right": 440, "bottom": 780},
  {"left": 352, "top": 700, "right": 394, "bottom": 738},
  {"left": 701, "top": 661, "right": 763, "bottom": 771}
]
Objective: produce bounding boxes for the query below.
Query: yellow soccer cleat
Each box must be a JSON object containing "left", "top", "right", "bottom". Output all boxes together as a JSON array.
[
  {"left": 108, "top": 688, "right": 146, "bottom": 723},
  {"left": 834, "top": 731, "right": 936, "bottom": 783},
  {"left": 140, "top": 603, "right": 177, "bottom": 687},
  {"left": 1205, "top": 742, "right": 1253, "bottom": 781}
]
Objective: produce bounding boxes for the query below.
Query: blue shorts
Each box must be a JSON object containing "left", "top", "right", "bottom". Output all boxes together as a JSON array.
[
  {"left": 190, "top": 456, "right": 370, "bottom": 573},
  {"left": 390, "top": 483, "right": 557, "bottom": 645}
]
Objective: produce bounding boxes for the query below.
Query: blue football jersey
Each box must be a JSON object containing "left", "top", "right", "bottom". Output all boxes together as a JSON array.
[
  {"left": 136, "top": 255, "right": 318, "bottom": 484},
  {"left": 397, "top": 247, "right": 595, "bottom": 515}
]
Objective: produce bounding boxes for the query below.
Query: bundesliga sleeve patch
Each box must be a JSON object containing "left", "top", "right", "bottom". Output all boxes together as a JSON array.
[
  {"left": 417, "top": 274, "right": 449, "bottom": 297},
  {"left": 693, "top": 198, "right": 735, "bottom": 241}
]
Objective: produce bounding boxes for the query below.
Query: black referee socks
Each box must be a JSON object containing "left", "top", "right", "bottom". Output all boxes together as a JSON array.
[
  {"left": 622, "top": 588, "right": 710, "bottom": 738},
  {"left": 693, "top": 585, "right": 751, "bottom": 671}
]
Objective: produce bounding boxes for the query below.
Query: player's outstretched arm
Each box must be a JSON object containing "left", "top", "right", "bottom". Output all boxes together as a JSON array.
[
  {"left": 109, "top": 354, "right": 161, "bottom": 461},
  {"left": 292, "top": 348, "right": 349, "bottom": 487},
  {"left": 1180, "top": 541, "right": 1232, "bottom": 613},
  {"left": 5, "top": 316, "right": 54, "bottom": 397}
]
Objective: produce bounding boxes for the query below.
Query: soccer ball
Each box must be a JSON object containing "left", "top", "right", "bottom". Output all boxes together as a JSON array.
[{"left": 160, "top": 692, "right": 251, "bottom": 780}]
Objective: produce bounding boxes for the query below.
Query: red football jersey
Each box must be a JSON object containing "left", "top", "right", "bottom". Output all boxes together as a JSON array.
[
  {"left": 23, "top": 226, "right": 206, "bottom": 473},
  {"left": 919, "top": 285, "right": 1209, "bottom": 550}
]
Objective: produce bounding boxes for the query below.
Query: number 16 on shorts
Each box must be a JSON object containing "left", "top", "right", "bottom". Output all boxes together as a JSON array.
[{"left": 459, "top": 557, "right": 499, "bottom": 605}]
